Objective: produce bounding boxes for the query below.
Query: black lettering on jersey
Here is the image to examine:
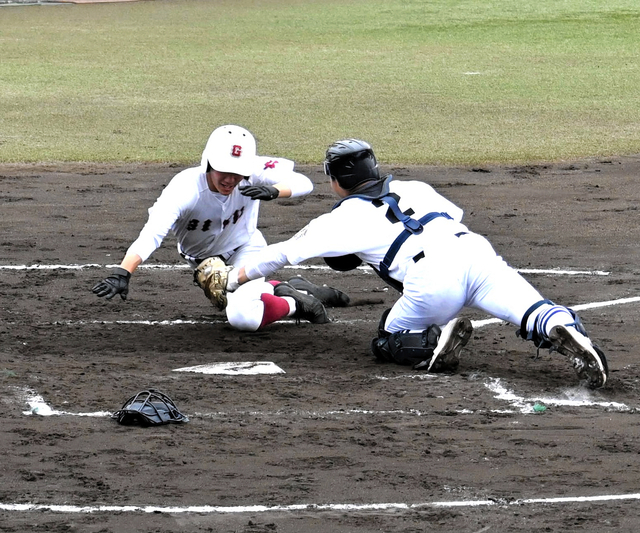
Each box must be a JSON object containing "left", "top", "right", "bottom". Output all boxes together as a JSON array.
[
  {"left": 222, "top": 206, "right": 245, "bottom": 229},
  {"left": 232, "top": 206, "right": 245, "bottom": 224},
  {"left": 372, "top": 193, "right": 415, "bottom": 224},
  {"left": 187, "top": 218, "right": 212, "bottom": 231}
]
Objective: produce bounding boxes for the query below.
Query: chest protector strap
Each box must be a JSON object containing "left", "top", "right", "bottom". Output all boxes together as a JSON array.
[{"left": 378, "top": 194, "right": 452, "bottom": 284}]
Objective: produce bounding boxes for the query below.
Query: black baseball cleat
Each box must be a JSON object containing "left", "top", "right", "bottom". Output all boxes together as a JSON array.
[
  {"left": 414, "top": 317, "right": 473, "bottom": 372},
  {"left": 548, "top": 325, "right": 608, "bottom": 388},
  {"left": 287, "top": 276, "right": 350, "bottom": 307},
  {"left": 274, "top": 282, "right": 330, "bottom": 324}
]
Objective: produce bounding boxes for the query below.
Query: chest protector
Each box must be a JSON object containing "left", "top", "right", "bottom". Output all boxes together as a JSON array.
[{"left": 376, "top": 193, "right": 452, "bottom": 291}]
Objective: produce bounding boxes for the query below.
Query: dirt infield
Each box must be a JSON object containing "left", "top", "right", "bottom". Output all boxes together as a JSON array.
[{"left": 2, "top": 157, "right": 640, "bottom": 532}]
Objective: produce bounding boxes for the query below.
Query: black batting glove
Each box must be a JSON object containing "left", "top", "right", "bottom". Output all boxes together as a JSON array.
[
  {"left": 239, "top": 185, "right": 280, "bottom": 201},
  {"left": 92, "top": 267, "right": 131, "bottom": 300}
]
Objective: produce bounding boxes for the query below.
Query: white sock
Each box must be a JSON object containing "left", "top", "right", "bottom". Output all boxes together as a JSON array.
[
  {"left": 283, "top": 296, "right": 297, "bottom": 316},
  {"left": 527, "top": 304, "right": 576, "bottom": 341}
]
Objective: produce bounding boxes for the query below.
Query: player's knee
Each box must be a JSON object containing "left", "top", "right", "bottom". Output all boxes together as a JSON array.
[
  {"left": 225, "top": 301, "right": 262, "bottom": 331},
  {"left": 227, "top": 313, "right": 261, "bottom": 332}
]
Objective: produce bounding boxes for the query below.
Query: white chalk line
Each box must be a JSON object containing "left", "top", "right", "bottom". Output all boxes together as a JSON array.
[
  {"left": 26, "top": 294, "right": 640, "bottom": 329},
  {"left": 44, "top": 318, "right": 371, "bottom": 326},
  {"left": 469, "top": 295, "right": 640, "bottom": 328},
  {"left": 17, "top": 368, "right": 634, "bottom": 420},
  {"left": 11, "top": 294, "right": 638, "bottom": 416},
  {"left": 2, "top": 492, "right": 640, "bottom": 515},
  {"left": 20, "top": 388, "right": 110, "bottom": 418},
  {"left": 484, "top": 377, "right": 629, "bottom": 413},
  {"left": 9, "top": 377, "right": 636, "bottom": 517},
  {"left": 7, "top": 380, "right": 638, "bottom": 520},
  {"left": 1, "top": 262, "right": 630, "bottom": 518},
  {"left": 0, "top": 261, "right": 625, "bottom": 329},
  {"left": 0, "top": 262, "right": 610, "bottom": 276}
]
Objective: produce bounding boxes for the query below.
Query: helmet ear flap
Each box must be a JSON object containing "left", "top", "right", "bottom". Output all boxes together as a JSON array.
[{"left": 323, "top": 159, "right": 331, "bottom": 177}]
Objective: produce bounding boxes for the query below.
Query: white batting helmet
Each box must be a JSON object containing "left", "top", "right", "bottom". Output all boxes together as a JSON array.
[{"left": 201, "top": 125, "right": 257, "bottom": 177}]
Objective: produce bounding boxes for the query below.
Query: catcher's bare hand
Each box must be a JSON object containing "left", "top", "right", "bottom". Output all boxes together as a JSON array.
[
  {"left": 92, "top": 267, "right": 131, "bottom": 300},
  {"left": 226, "top": 268, "right": 240, "bottom": 292}
]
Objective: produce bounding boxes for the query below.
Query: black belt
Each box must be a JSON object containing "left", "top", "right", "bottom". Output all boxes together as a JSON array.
[
  {"left": 180, "top": 246, "right": 240, "bottom": 265},
  {"left": 180, "top": 251, "right": 204, "bottom": 265}
]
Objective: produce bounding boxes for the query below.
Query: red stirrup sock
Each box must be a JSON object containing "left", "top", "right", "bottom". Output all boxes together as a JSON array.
[{"left": 259, "top": 292, "right": 291, "bottom": 328}]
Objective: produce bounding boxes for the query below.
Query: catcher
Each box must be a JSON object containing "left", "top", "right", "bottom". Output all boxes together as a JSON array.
[
  {"left": 221, "top": 138, "right": 608, "bottom": 388},
  {"left": 92, "top": 125, "right": 349, "bottom": 330}
]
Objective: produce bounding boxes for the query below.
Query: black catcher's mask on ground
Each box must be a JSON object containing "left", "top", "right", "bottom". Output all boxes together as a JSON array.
[
  {"left": 324, "top": 139, "right": 381, "bottom": 190},
  {"left": 113, "top": 389, "right": 189, "bottom": 426}
]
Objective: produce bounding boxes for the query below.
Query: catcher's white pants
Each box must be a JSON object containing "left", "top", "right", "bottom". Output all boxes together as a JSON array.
[{"left": 384, "top": 232, "right": 543, "bottom": 333}]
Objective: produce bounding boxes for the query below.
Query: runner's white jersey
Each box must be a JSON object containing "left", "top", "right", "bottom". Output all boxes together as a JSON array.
[
  {"left": 127, "top": 156, "right": 312, "bottom": 263},
  {"left": 243, "top": 179, "right": 469, "bottom": 285}
]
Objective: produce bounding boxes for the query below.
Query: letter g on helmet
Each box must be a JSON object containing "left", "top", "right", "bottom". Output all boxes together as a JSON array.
[{"left": 201, "top": 125, "right": 257, "bottom": 177}]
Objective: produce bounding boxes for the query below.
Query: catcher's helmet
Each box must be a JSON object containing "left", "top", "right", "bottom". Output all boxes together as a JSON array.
[
  {"left": 323, "top": 139, "right": 380, "bottom": 190},
  {"left": 201, "top": 125, "right": 257, "bottom": 177}
]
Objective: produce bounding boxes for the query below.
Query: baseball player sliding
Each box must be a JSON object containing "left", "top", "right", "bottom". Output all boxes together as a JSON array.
[
  {"left": 92, "top": 125, "right": 349, "bottom": 330},
  {"left": 225, "top": 138, "right": 608, "bottom": 388}
]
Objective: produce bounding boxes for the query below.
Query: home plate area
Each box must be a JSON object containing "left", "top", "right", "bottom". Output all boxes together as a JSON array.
[{"left": 3, "top": 160, "right": 640, "bottom": 531}]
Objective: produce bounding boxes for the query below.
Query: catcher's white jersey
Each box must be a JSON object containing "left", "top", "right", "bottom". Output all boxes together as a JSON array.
[
  {"left": 244, "top": 178, "right": 467, "bottom": 283},
  {"left": 243, "top": 177, "right": 544, "bottom": 332},
  {"left": 127, "top": 156, "right": 312, "bottom": 264}
]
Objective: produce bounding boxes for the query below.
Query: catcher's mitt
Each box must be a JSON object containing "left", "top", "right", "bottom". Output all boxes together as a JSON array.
[
  {"left": 194, "top": 256, "right": 233, "bottom": 310},
  {"left": 112, "top": 389, "right": 188, "bottom": 426}
]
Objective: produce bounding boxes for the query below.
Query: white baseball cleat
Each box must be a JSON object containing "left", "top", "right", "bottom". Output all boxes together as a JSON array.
[
  {"left": 417, "top": 317, "right": 473, "bottom": 372},
  {"left": 548, "top": 325, "right": 608, "bottom": 389}
]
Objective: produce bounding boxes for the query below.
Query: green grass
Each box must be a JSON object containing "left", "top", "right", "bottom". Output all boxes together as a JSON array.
[{"left": 1, "top": 0, "right": 639, "bottom": 165}]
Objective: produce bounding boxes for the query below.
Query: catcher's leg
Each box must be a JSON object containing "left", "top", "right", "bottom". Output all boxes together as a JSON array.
[
  {"left": 371, "top": 309, "right": 472, "bottom": 372},
  {"left": 518, "top": 300, "right": 608, "bottom": 388},
  {"left": 463, "top": 233, "right": 608, "bottom": 388}
]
